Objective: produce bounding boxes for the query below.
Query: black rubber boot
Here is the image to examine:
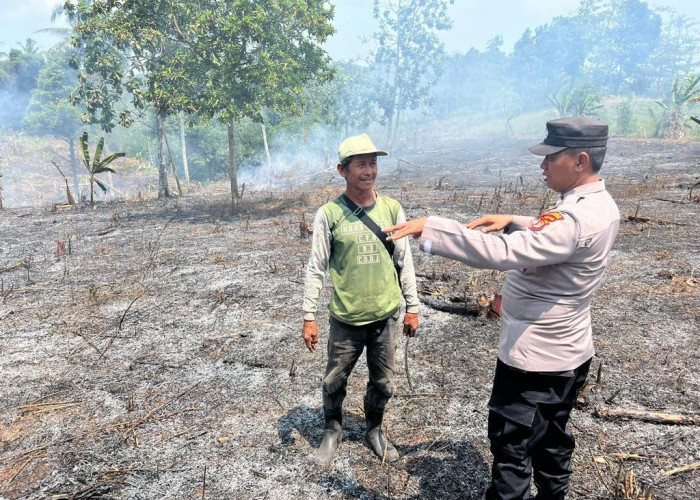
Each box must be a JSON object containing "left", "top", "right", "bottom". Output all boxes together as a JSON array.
[
  {"left": 364, "top": 406, "right": 399, "bottom": 463},
  {"left": 314, "top": 412, "right": 342, "bottom": 467}
]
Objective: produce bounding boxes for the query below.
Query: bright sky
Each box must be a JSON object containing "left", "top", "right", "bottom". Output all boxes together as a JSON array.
[{"left": 1, "top": 0, "right": 698, "bottom": 58}]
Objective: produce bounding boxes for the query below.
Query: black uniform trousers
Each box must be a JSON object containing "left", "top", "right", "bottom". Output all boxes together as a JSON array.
[{"left": 484, "top": 358, "right": 592, "bottom": 500}]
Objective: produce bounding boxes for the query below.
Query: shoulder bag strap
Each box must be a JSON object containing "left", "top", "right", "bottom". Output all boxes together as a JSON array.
[{"left": 339, "top": 193, "right": 395, "bottom": 258}]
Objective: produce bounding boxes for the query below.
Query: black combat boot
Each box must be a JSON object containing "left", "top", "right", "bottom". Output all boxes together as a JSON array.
[
  {"left": 314, "top": 411, "right": 342, "bottom": 466},
  {"left": 364, "top": 405, "right": 399, "bottom": 462}
]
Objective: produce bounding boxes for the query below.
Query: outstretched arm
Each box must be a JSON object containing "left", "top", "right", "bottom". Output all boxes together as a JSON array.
[{"left": 384, "top": 218, "right": 427, "bottom": 241}]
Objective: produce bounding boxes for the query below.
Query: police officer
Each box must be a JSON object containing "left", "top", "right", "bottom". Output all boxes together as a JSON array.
[{"left": 384, "top": 117, "right": 620, "bottom": 499}]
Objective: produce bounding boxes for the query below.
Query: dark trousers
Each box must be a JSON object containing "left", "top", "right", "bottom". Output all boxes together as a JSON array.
[
  {"left": 484, "top": 358, "right": 592, "bottom": 500},
  {"left": 322, "top": 315, "right": 398, "bottom": 416}
]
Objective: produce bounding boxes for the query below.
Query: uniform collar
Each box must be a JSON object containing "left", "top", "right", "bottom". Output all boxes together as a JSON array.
[{"left": 561, "top": 179, "right": 606, "bottom": 200}]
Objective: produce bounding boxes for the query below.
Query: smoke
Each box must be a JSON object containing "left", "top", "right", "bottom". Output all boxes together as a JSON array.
[
  {"left": 237, "top": 126, "right": 342, "bottom": 190},
  {"left": 0, "top": 90, "right": 31, "bottom": 130}
]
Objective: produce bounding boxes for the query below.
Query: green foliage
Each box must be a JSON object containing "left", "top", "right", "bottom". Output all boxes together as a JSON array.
[
  {"left": 184, "top": 119, "right": 265, "bottom": 183},
  {"left": 0, "top": 38, "right": 46, "bottom": 129},
  {"left": 169, "top": 0, "right": 335, "bottom": 209},
  {"left": 616, "top": 99, "right": 636, "bottom": 135},
  {"left": 23, "top": 47, "right": 84, "bottom": 139},
  {"left": 79, "top": 132, "right": 125, "bottom": 205},
  {"left": 64, "top": 0, "right": 334, "bottom": 207},
  {"left": 548, "top": 84, "right": 603, "bottom": 118},
  {"left": 654, "top": 73, "right": 700, "bottom": 138},
  {"left": 63, "top": 0, "right": 200, "bottom": 130},
  {"left": 581, "top": 0, "right": 662, "bottom": 94},
  {"left": 179, "top": 0, "right": 336, "bottom": 124},
  {"left": 433, "top": 38, "right": 510, "bottom": 119}
]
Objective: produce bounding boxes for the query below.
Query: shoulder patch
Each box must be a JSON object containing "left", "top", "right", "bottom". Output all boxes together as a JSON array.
[{"left": 528, "top": 212, "right": 565, "bottom": 232}]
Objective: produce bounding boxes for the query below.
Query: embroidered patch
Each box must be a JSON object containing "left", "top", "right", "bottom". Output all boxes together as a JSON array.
[{"left": 528, "top": 212, "right": 564, "bottom": 232}]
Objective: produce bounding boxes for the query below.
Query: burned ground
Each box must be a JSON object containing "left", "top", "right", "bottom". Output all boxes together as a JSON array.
[{"left": 0, "top": 137, "right": 698, "bottom": 499}]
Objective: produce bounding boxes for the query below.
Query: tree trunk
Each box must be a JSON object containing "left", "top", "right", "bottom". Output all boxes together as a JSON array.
[
  {"left": 162, "top": 126, "right": 182, "bottom": 196},
  {"left": 227, "top": 117, "right": 240, "bottom": 212},
  {"left": 179, "top": 113, "right": 190, "bottom": 187},
  {"left": 156, "top": 108, "right": 170, "bottom": 198},
  {"left": 69, "top": 137, "right": 80, "bottom": 202},
  {"left": 261, "top": 123, "right": 272, "bottom": 169}
]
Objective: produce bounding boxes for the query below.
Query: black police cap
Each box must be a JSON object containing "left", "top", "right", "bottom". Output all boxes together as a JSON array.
[{"left": 529, "top": 117, "right": 608, "bottom": 156}]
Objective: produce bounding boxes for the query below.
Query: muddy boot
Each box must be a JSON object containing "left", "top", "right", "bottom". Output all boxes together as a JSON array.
[
  {"left": 314, "top": 412, "right": 342, "bottom": 467},
  {"left": 364, "top": 407, "right": 399, "bottom": 463}
]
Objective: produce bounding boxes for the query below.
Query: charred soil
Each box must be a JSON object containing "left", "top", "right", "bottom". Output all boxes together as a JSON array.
[{"left": 0, "top": 137, "right": 699, "bottom": 499}]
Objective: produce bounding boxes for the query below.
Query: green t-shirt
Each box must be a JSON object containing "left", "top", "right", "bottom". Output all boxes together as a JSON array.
[{"left": 322, "top": 193, "right": 402, "bottom": 325}]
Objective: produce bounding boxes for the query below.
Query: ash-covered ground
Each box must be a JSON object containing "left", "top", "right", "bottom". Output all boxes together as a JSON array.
[{"left": 0, "top": 137, "right": 698, "bottom": 499}]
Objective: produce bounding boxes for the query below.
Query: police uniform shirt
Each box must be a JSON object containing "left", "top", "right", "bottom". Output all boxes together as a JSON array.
[{"left": 419, "top": 180, "right": 620, "bottom": 372}]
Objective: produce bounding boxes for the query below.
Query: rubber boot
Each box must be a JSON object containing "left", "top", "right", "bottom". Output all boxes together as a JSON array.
[
  {"left": 314, "top": 412, "right": 342, "bottom": 467},
  {"left": 364, "top": 406, "right": 399, "bottom": 462}
]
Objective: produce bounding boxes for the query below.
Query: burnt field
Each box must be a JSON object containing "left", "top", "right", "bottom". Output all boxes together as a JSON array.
[{"left": 0, "top": 137, "right": 698, "bottom": 499}]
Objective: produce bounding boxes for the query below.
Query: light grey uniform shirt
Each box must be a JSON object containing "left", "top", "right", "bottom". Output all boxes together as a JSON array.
[
  {"left": 420, "top": 180, "right": 620, "bottom": 371},
  {"left": 303, "top": 205, "right": 420, "bottom": 322}
]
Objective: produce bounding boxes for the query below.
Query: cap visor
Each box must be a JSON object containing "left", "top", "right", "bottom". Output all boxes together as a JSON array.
[
  {"left": 348, "top": 149, "right": 388, "bottom": 157},
  {"left": 528, "top": 143, "right": 568, "bottom": 156}
]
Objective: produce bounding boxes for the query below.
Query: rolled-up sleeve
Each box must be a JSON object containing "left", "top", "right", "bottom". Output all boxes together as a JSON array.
[{"left": 419, "top": 215, "right": 578, "bottom": 271}]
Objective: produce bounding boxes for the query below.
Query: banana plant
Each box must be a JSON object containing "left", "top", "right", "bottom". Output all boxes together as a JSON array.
[
  {"left": 655, "top": 74, "right": 700, "bottom": 139},
  {"left": 79, "top": 132, "right": 125, "bottom": 206}
]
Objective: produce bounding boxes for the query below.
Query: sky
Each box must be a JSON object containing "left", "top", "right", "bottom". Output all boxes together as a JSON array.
[{"left": 0, "top": 0, "right": 698, "bottom": 58}]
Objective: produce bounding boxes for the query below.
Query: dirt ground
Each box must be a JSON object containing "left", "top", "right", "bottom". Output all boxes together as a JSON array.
[{"left": 0, "top": 137, "right": 699, "bottom": 499}]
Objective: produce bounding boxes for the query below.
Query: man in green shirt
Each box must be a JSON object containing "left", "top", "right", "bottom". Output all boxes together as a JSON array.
[{"left": 302, "top": 133, "right": 420, "bottom": 466}]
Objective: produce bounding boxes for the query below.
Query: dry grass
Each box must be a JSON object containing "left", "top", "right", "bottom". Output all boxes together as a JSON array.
[{"left": 0, "top": 137, "right": 698, "bottom": 499}]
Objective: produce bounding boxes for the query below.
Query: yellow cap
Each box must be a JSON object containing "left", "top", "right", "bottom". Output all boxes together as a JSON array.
[{"left": 338, "top": 133, "right": 388, "bottom": 163}]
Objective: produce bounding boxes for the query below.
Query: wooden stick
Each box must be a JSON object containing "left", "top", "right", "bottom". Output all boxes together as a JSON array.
[
  {"left": 201, "top": 465, "right": 207, "bottom": 500},
  {"left": 404, "top": 337, "right": 414, "bottom": 394},
  {"left": 595, "top": 406, "right": 700, "bottom": 425},
  {"left": 661, "top": 461, "right": 700, "bottom": 479}
]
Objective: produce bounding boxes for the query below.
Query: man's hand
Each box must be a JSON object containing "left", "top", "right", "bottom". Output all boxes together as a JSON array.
[
  {"left": 302, "top": 320, "right": 318, "bottom": 352},
  {"left": 403, "top": 312, "right": 419, "bottom": 337},
  {"left": 465, "top": 214, "right": 513, "bottom": 233},
  {"left": 384, "top": 218, "right": 427, "bottom": 242}
]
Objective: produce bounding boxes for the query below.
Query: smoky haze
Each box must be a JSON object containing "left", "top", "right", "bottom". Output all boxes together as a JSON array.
[{"left": 0, "top": 0, "right": 699, "bottom": 206}]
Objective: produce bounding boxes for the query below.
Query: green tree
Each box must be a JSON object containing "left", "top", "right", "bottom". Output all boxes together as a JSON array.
[
  {"left": 24, "top": 47, "right": 85, "bottom": 198},
  {"left": 63, "top": 0, "right": 199, "bottom": 198},
  {"left": 509, "top": 15, "right": 588, "bottom": 110},
  {"left": 281, "top": 61, "right": 378, "bottom": 151},
  {"left": 647, "top": 8, "right": 699, "bottom": 96},
  {"left": 581, "top": 0, "right": 661, "bottom": 94},
  {"left": 434, "top": 36, "right": 510, "bottom": 117},
  {"left": 370, "top": 0, "right": 453, "bottom": 146},
  {"left": 0, "top": 38, "right": 45, "bottom": 129},
  {"left": 79, "top": 132, "right": 125, "bottom": 206},
  {"left": 64, "top": 0, "right": 334, "bottom": 209},
  {"left": 172, "top": 0, "right": 335, "bottom": 211}
]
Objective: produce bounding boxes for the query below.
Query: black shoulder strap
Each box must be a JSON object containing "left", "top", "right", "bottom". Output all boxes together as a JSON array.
[{"left": 338, "top": 193, "right": 395, "bottom": 258}]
